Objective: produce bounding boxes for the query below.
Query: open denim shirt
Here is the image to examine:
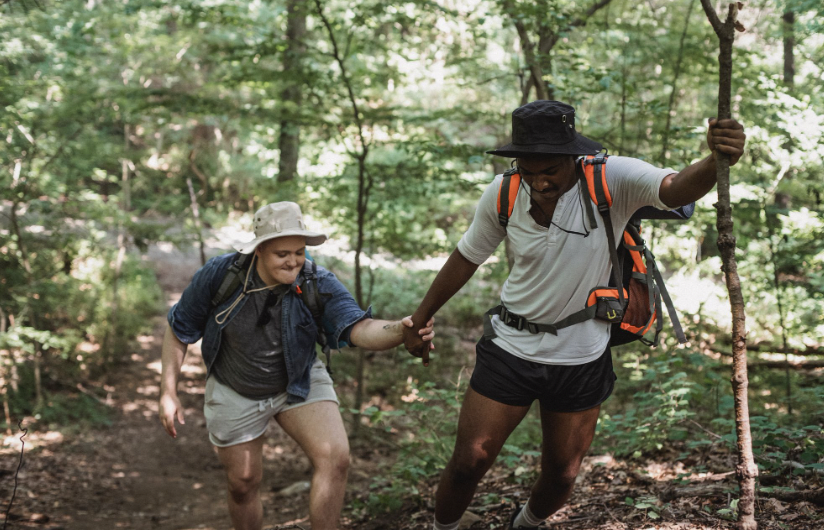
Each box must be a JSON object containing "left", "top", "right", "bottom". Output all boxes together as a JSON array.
[{"left": 168, "top": 252, "right": 371, "bottom": 404}]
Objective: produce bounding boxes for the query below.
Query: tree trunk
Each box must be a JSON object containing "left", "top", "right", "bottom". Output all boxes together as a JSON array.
[
  {"left": 8, "top": 186, "right": 45, "bottom": 411},
  {"left": 699, "top": 2, "right": 757, "bottom": 528},
  {"left": 278, "top": 0, "right": 307, "bottom": 184},
  {"left": 315, "top": 0, "right": 372, "bottom": 435},
  {"left": 0, "top": 307, "right": 10, "bottom": 435},
  {"left": 660, "top": 0, "right": 695, "bottom": 163},
  {"left": 765, "top": 209, "right": 791, "bottom": 413},
  {"left": 782, "top": 10, "right": 794, "bottom": 88},
  {"left": 105, "top": 125, "right": 131, "bottom": 360},
  {"left": 503, "top": 0, "right": 612, "bottom": 104}
]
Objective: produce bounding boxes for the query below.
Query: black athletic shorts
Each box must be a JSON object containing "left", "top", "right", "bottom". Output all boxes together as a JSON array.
[{"left": 469, "top": 338, "right": 617, "bottom": 412}]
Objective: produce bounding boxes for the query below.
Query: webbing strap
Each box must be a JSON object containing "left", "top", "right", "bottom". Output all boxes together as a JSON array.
[
  {"left": 585, "top": 155, "right": 625, "bottom": 307},
  {"left": 211, "top": 252, "right": 252, "bottom": 307},
  {"left": 643, "top": 249, "right": 656, "bottom": 327},
  {"left": 652, "top": 265, "right": 687, "bottom": 344},
  {"left": 299, "top": 260, "right": 333, "bottom": 375},
  {"left": 577, "top": 161, "right": 598, "bottom": 230},
  {"left": 483, "top": 303, "right": 597, "bottom": 339},
  {"left": 497, "top": 168, "right": 520, "bottom": 229}
]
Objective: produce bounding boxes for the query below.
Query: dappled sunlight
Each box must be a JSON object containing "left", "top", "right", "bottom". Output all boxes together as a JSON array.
[
  {"left": 136, "top": 334, "right": 156, "bottom": 350},
  {"left": 1, "top": 430, "right": 63, "bottom": 454},
  {"left": 146, "top": 359, "right": 205, "bottom": 377},
  {"left": 263, "top": 444, "right": 286, "bottom": 457},
  {"left": 121, "top": 399, "right": 159, "bottom": 417},
  {"left": 137, "top": 384, "right": 160, "bottom": 396},
  {"left": 643, "top": 460, "right": 687, "bottom": 481}
]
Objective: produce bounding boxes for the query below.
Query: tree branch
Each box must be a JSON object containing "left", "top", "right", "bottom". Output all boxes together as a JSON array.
[{"left": 570, "top": 0, "right": 614, "bottom": 29}]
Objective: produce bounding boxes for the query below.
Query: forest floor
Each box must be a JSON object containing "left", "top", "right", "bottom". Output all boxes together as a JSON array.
[{"left": 1, "top": 242, "right": 821, "bottom": 530}]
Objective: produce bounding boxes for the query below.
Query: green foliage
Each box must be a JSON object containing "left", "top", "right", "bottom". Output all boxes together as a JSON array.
[
  {"left": 597, "top": 352, "right": 697, "bottom": 457},
  {"left": 625, "top": 494, "right": 668, "bottom": 520},
  {"left": 359, "top": 379, "right": 462, "bottom": 513},
  {"left": 357, "top": 374, "right": 543, "bottom": 514}
]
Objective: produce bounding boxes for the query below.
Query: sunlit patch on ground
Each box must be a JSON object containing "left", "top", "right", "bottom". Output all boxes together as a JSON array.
[
  {"left": 136, "top": 334, "right": 156, "bottom": 350},
  {"left": 1, "top": 429, "right": 63, "bottom": 453}
]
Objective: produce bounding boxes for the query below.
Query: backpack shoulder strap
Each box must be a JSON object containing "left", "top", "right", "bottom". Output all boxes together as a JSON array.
[
  {"left": 299, "top": 259, "right": 325, "bottom": 321},
  {"left": 496, "top": 167, "right": 521, "bottom": 229},
  {"left": 298, "top": 259, "right": 335, "bottom": 374},
  {"left": 581, "top": 153, "right": 612, "bottom": 209},
  {"left": 211, "top": 252, "right": 253, "bottom": 307},
  {"left": 581, "top": 154, "right": 625, "bottom": 306}
]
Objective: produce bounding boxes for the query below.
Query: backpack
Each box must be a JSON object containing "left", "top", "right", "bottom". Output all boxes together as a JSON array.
[
  {"left": 487, "top": 153, "right": 688, "bottom": 347},
  {"left": 211, "top": 252, "right": 334, "bottom": 373}
]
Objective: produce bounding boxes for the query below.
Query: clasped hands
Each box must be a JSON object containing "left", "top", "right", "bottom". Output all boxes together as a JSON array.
[{"left": 402, "top": 315, "right": 435, "bottom": 367}]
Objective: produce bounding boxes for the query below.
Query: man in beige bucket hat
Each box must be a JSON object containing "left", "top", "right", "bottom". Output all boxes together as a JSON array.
[{"left": 159, "top": 201, "right": 434, "bottom": 530}]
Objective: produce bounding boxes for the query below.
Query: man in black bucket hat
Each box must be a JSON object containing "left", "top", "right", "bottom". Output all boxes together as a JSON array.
[{"left": 403, "top": 100, "right": 745, "bottom": 530}]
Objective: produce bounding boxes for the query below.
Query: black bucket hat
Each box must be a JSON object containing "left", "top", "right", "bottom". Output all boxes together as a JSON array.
[{"left": 487, "top": 100, "right": 602, "bottom": 158}]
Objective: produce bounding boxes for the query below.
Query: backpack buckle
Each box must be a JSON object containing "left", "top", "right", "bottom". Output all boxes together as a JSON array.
[{"left": 501, "top": 308, "right": 523, "bottom": 330}]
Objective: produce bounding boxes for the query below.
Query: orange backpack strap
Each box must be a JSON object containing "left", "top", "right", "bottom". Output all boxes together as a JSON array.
[
  {"left": 496, "top": 168, "right": 521, "bottom": 229},
  {"left": 580, "top": 154, "right": 625, "bottom": 308},
  {"left": 580, "top": 153, "right": 612, "bottom": 208}
]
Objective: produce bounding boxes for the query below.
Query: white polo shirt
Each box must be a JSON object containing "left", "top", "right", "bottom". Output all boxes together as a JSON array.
[{"left": 457, "top": 156, "right": 675, "bottom": 365}]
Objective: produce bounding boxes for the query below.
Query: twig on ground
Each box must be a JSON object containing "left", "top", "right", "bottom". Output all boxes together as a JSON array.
[{"left": 601, "top": 502, "right": 624, "bottom": 525}]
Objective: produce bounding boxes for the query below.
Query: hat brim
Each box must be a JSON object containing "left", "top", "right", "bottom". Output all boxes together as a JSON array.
[
  {"left": 235, "top": 230, "right": 328, "bottom": 254},
  {"left": 486, "top": 133, "right": 602, "bottom": 158}
]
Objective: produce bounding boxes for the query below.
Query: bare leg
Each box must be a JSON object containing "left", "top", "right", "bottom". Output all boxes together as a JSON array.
[
  {"left": 434, "top": 388, "right": 531, "bottom": 524},
  {"left": 527, "top": 405, "right": 601, "bottom": 519},
  {"left": 216, "top": 436, "right": 265, "bottom": 530},
  {"left": 276, "top": 401, "right": 349, "bottom": 530}
]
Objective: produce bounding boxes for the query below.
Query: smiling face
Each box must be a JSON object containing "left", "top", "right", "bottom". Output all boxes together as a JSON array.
[
  {"left": 254, "top": 236, "right": 307, "bottom": 286},
  {"left": 517, "top": 155, "right": 577, "bottom": 203}
]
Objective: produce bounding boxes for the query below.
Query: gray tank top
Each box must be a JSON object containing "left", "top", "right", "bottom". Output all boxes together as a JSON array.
[{"left": 211, "top": 269, "right": 290, "bottom": 399}]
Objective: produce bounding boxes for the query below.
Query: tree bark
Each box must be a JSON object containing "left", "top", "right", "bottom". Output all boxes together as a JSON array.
[
  {"left": 186, "top": 149, "right": 207, "bottom": 267},
  {"left": 0, "top": 306, "right": 10, "bottom": 435},
  {"left": 782, "top": 10, "right": 795, "bottom": 88},
  {"left": 699, "top": 2, "right": 757, "bottom": 528},
  {"left": 503, "top": 0, "right": 612, "bottom": 103},
  {"left": 278, "top": 0, "right": 307, "bottom": 184}
]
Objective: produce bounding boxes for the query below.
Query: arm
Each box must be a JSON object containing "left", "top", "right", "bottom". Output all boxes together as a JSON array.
[
  {"left": 158, "top": 326, "right": 188, "bottom": 439},
  {"left": 349, "top": 316, "right": 435, "bottom": 352},
  {"left": 403, "top": 248, "right": 480, "bottom": 365},
  {"left": 659, "top": 118, "right": 746, "bottom": 208}
]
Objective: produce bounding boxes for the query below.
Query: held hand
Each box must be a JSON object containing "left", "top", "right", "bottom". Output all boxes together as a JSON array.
[
  {"left": 159, "top": 392, "right": 185, "bottom": 438},
  {"left": 707, "top": 118, "right": 746, "bottom": 166},
  {"left": 401, "top": 316, "right": 435, "bottom": 367}
]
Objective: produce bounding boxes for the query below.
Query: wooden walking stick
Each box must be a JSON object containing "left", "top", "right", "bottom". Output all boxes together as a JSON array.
[{"left": 699, "top": 2, "right": 758, "bottom": 528}]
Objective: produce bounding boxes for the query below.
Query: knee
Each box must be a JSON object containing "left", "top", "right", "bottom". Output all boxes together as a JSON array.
[
  {"left": 226, "top": 469, "right": 262, "bottom": 502},
  {"left": 541, "top": 462, "right": 581, "bottom": 490},
  {"left": 449, "top": 445, "right": 495, "bottom": 483},
  {"left": 313, "top": 442, "right": 350, "bottom": 479}
]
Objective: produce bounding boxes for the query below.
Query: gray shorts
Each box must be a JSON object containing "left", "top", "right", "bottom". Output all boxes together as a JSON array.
[{"left": 204, "top": 359, "right": 339, "bottom": 447}]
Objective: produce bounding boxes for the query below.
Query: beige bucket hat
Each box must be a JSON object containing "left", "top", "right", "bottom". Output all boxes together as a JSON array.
[{"left": 235, "top": 202, "right": 328, "bottom": 254}]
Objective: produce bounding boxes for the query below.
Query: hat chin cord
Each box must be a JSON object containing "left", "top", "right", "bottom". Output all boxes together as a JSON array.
[{"left": 518, "top": 177, "right": 590, "bottom": 238}]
